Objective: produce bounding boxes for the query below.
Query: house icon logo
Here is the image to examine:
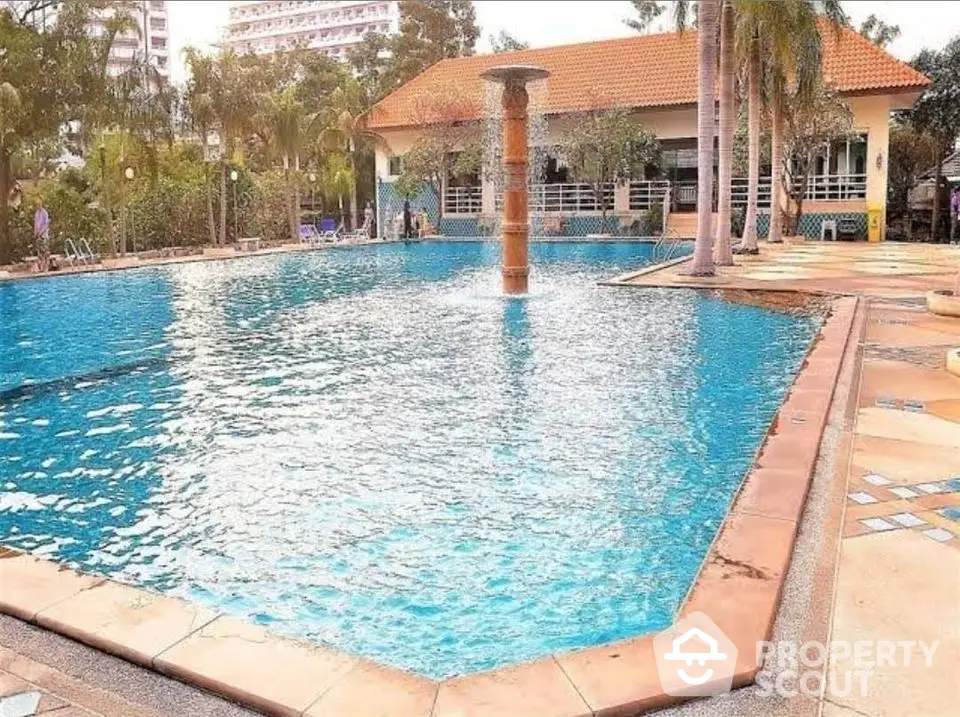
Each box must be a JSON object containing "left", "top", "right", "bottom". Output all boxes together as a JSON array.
[{"left": 653, "top": 612, "right": 738, "bottom": 697}]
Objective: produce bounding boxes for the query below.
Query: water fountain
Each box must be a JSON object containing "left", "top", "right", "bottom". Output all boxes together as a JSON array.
[{"left": 481, "top": 65, "right": 551, "bottom": 294}]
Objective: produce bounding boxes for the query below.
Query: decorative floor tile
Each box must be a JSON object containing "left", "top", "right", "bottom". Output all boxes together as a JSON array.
[
  {"left": 863, "top": 474, "right": 892, "bottom": 487},
  {"left": 917, "top": 483, "right": 946, "bottom": 494},
  {"left": 861, "top": 517, "right": 897, "bottom": 532},
  {"left": 888, "top": 512, "right": 926, "bottom": 528},
  {"left": 889, "top": 486, "right": 920, "bottom": 499},
  {"left": 849, "top": 491, "right": 878, "bottom": 505},
  {"left": 923, "top": 528, "right": 955, "bottom": 543},
  {"left": 0, "top": 691, "right": 41, "bottom": 717},
  {"left": 937, "top": 507, "right": 960, "bottom": 522}
]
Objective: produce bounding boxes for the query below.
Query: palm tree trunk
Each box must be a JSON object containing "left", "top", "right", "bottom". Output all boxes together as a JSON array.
[
  {"left": 932, "top": 144, "right": 942, "bottom": 242},
  {"left": 0, "top": 150, "right": 11, "bottom": 266},
  {"left": 741, "top": 37, "right": 761, "bottom": 253},
  {"left": 690, "top": 0, "right": 719, "bottom": 276},
  {"left": 284, "top": 155, "right": 297, "bottom": 243},
  {"left": 293, "top": 153, "right": 302, "bottom": 241},
  {"left": 768, "top": 87, "right": 784, "bottom": 243},
  {"left": 714, "top": 0, "right": 735, "bottom": 266},
  {"left": 219, "top": 160, "right": 227, "bottom": 245},
  {"left": 205, "top": 164, "right": 216, "bottom": 245},
  {"left": 348, "top": 143, "right": 358, "bottom": 231}
]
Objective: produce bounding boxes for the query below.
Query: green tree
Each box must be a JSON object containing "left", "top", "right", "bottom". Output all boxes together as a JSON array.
[
  {"left": 348, "top": 0, "right": 479, "bottom": 101},
  {"left": 489, "top": 30, "right": 529, "bottom": 53},
  {"left": 0, "top": 0, "right": 130, "bottom": 262},
  {"left": 910, "top": 38, "right": 960, "bottom": 241},
  {"left": 183, "top": 48, "right": 219, "bottom": 246},
  {"left": 561, "top": 108, "right": 660, "bottom": 225},
  {"left": 320, "top": 75, "right": 380, "bottom": 229},
  {"left": 258, "top": 87, "right": 321, "bottom": 242},
  {"left": 886, "top": 122, "right": 939, "bottom": 237},
  {"left": 782, "top": 80, "right": 854, "bottom": 232},
  {"left": 394, "top": 92, "right": 481, "bottom": 221},
  {"left": 624, "top": 0, "right": 665, "bottom": 32},
  {"left": 858, "top": 14, "right": 900, "bottom": 49}
]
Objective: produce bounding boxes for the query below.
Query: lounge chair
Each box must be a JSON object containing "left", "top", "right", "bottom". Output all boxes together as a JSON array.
[
  {"left": 318, "top": 218, "right": 340, "bottom": 241},
  {"left": 299, "top": 224, "right": 323, "bottom": 248}
]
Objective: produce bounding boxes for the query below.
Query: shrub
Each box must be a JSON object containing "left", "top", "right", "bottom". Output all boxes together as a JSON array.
[{"left": 243, "top": 170, "right": 290, "bottom": 244}]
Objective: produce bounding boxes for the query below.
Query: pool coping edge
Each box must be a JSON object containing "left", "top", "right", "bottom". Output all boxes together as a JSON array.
[{"left": 0, "top": 297, "right": 860, "bottom": 717}]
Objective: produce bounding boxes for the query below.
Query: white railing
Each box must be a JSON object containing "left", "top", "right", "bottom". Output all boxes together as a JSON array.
[
  {"left": 628, "top": 180, "right": 671, "bottom": 210},
  {"left": 729, "top": 174, "right": 865, "bottom": 206},
  {"left": 443, "top": 186, "right": 482, "bottom": 215},
  {"left": 495, "top": 183, "right": 616, "bottom": 213},
  {"left": 799, "top": 173, "right": 867, "bottom": 201},
  {"left": 731, "top": 177, "right": 772, "bottom": 208}
]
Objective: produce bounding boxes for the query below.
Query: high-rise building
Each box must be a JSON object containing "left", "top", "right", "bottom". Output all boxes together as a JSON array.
[
  {"left": 96, "top": 0, "right": 170, "bottom": 79},
  {"left": 223, "top": 1, "right": 400, "bottom": 62},
  {"left": 21, "top": 0, "right": 171, "bottom": 79}
]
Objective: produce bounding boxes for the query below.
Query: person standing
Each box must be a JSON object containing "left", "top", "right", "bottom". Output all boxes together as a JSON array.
[
  {"left": 402, "top": 200, "right": 413, "bottom": 240},
  {"left": 363, "top": 201, "right": 374, "bottom": 239},
  {"left": 33, "top": 198, "right": 50, "bottom": 272}
]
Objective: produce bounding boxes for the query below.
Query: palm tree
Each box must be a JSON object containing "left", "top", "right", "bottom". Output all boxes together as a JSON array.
[
  {"left": 732, "top": 0, "right": 845, "bottom": 248},
  {"left": 735, "top": 1, "right": 763, "bottom": 253},
  {"left": 183, "top": 49, "right": 218, "bottom": 246},
  {"left": 690, "top": 0, "right": 720, "bottom": 276},
  {"left": 714, "top": 0, "right": 736, "bottom": 265},
  {"left": 210, "top": 50, "right": 250, "bottom": 245},
  {"left": 260, "top": 87, "right": 321, "bottom": 242},
  {"left": 319, "top": 152, "right": 355, "bottom": 228},
  {"left": 319, "top": 76, "right": 379, "bottom": 231}
]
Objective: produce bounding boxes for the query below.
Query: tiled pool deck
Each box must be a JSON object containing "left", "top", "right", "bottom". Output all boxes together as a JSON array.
[{"left": 2, "top": 239, "right": 958, "bottom": 717}]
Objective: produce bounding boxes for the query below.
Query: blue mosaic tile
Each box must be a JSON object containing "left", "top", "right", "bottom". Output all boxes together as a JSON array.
[
  {"left": 757, "top": 212, "right": 867, "bottom": 240},
  {"left": 937, "top": 507, "right": 960, "bottom": 523}
]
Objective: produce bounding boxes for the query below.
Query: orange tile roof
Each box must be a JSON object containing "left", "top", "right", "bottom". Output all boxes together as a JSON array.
[{"left": 367, "top": 23, "right": 928, "bottom": 130}]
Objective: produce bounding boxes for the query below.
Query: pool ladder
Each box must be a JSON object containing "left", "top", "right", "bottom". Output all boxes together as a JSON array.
[
  {"left": 653, "top": 229, "right": 684, "bottom": 263},
  {"left": 65, "top": 238, "right": 97, "bottom": 265}
]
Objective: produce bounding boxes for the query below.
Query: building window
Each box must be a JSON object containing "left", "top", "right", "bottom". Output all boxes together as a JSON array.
[
  {"left": 152, "top": 37, "right": 167, "bottom": 49},
  {"left": 149, "top": 17, "right": 165, "bottom": 31},
  {"left": 388, "top": 156, "right": 403, "bottom": 176}
]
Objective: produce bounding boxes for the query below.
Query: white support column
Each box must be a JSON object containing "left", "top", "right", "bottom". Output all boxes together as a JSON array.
[
  {"left": 614, "top": 182, "right": 630, "bottom": 215},
  {"left": 481, "top": 174, "right": 495, "bottom": 216}
]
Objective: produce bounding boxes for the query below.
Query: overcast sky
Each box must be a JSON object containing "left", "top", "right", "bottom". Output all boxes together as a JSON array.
[{"left": 167, "top": 0, "right": 960, "bottom": 84}]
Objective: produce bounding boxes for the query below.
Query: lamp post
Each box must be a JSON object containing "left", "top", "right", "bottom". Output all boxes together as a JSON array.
[
  {"left": 230, "top": 169, "right": 239, "bottom": 241},
  {"left": 99, "top": 143, "right": 114, "bottom": 256},
  {"left": 308, "top": 172, "right": 316, "bottom": 226},
  {"left": 122, "top": 165, "right": 134, "bottom": 256}
]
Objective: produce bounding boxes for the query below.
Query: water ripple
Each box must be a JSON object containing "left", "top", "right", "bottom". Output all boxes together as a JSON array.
[{"left": 0, "top": 242, "right": 820, "bottom": 678}]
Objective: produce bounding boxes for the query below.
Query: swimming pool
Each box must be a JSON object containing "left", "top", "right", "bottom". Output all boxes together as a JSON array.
[{"left": 0, "top": 242, "right": 820, "bottom": 678}]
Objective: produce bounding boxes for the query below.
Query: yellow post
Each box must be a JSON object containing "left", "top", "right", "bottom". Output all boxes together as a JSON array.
[{"left": 867, "top": 203, "right": 883, "bottom": 242}]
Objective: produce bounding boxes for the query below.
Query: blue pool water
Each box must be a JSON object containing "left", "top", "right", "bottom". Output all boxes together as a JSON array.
[{"left": 0, "top": 242, "right": 820, "bottom": 678}]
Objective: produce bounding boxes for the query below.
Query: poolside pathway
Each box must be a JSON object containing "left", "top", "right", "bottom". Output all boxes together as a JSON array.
[
  {"left": 825, "top": 297, "right": 960, "bottom": 717},
  {"left": 0, "top": 613, "right": 260, "bottom": 717},
  {"left": 616, "top": 240, "right": 960, "bottom": 297}
]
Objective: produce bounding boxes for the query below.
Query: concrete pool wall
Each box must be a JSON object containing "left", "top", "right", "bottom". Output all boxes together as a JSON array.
[{"left": 0, "top": 292, "right": 859, "bottom": 717}]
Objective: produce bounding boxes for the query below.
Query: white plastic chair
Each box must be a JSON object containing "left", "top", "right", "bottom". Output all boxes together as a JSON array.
[{"left": 820, "top": 219, "right": 837, "bottom": 241}]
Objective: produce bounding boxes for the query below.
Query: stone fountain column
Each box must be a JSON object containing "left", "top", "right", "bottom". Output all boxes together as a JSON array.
[
  {"left": 482, "top": 65, "right": 550, "bottom": 295},
  {"left": 501, "top": 81, "right": 531, "bottom": 294}
]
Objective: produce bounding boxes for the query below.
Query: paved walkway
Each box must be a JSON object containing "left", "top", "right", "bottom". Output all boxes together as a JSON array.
[
  {"left": 0, "top": 614, "right": 260, "bottom": 716},
  {"left": 619, "top": 240, "right": 960, "bottom": 298}
]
